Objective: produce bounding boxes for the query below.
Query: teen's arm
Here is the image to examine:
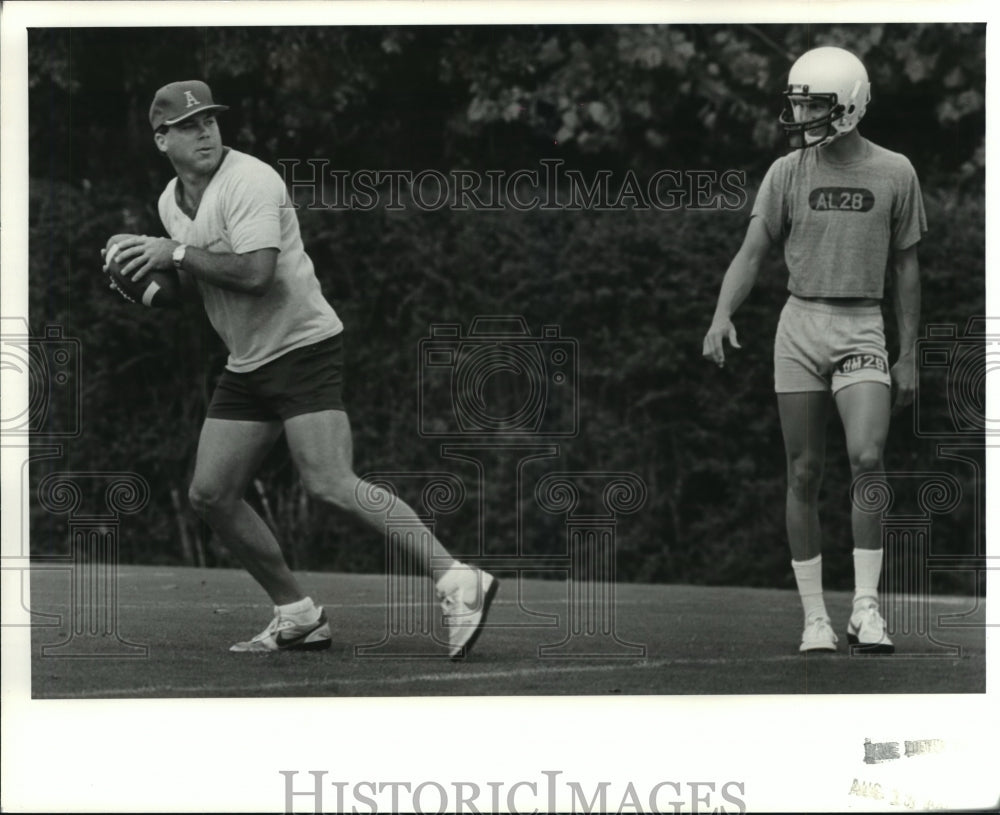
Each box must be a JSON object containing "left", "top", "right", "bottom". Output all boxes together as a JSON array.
[
  {"left": 889, "top": 243, "right": 921, "bottom": 412},
  {"left": 702, "top": 216, "right": 772, "bottom": 368}
]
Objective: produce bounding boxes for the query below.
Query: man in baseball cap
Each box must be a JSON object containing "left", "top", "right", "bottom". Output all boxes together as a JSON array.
[
  {"left": 110, "top": 74, "right": 500, "bottom": 660},
  {"left": 149, "top": 79, "right": 229, "bottom": 131}
]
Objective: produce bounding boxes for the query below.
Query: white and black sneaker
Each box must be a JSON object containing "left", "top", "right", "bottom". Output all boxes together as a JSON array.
[
  {"left": 800, "top": 616, "right": 838, "bottom": 654},
  {"left": 230, "top": 608, "right": 332, "bottom": 653},
  {"left": 847, "top": 602, "right": 894, "bottom": 655},
  {"left": 437, "top": 564, "right": 499, "bottom": 660}
]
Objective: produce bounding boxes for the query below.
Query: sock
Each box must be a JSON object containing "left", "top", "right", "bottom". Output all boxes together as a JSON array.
[
  {"left": 853, "top": 548, "right": 883, "bottom": 608},
  {"left": 791, "top": 555, "right": 828, "bottom": 622},
  {"left": 277, "top": 596, "right": 319, "bottom": 622}
]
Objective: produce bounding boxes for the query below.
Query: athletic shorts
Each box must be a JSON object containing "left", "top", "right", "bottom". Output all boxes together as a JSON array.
[
  {"left": 207, "top": 334, "right": 345, "bottom": 421},
  {"left": 774, "top": 296, "right": 891, "bottom": 394}
]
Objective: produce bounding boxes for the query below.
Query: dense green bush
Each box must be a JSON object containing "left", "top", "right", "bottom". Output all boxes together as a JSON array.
[
  {"left": 29, "top": 179, "right": 984, "bottom": 589},
  {"left": 27, "top": 24, "right": 985, "bottom": 590}
]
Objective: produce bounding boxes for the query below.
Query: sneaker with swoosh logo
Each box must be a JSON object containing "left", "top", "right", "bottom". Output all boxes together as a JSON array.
[
  {"left": 847, "top": 602, "right": 894, "bottom": 655},
  {"left": 230, "top": 608, "right": 332, "bottom": 653},
  {"left": 437, "top": 565, "right": 499, "bottom": 660}
]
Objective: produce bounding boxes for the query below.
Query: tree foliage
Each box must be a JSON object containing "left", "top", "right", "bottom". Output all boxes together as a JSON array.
[{"left": 27, "top": 24, "right": 985, "bottom": 589}]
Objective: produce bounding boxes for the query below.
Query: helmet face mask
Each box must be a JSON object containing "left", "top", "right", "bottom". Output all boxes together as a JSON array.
[
  {"left": 779, "top": 47, "right": 870, "bottom": 150},
  {"left": 779, "top": 92, "right": 841, "bottom": 149}
]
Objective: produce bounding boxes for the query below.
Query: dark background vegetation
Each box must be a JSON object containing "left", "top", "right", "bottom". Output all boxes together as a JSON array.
[{"left": 27, "top": 23, "right": 985, "bottom": 591}]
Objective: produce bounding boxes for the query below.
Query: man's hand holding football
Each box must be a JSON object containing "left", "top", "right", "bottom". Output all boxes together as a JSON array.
[{"left": 116, "top": 235, "right": 180, "bottom": 282}]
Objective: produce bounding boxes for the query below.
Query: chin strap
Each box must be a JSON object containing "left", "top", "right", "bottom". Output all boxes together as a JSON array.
[{"left": 787, "top": 124, "right": 839, "bottom": 150}]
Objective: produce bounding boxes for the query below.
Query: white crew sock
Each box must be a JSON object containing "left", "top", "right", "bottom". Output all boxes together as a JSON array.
[
  {"left": 277, "top": 596, "right": 319, "bottom": 622},
  {"left": 853, "top": 548, "right": 883, "bottom": 608},
  {"left": 791, "top": 555, "right": 828, "bottom": 622}
]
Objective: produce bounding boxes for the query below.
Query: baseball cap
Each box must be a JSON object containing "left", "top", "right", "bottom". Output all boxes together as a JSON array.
[{"left": 149, "top": 80, "right": 229, "bottom": 131}]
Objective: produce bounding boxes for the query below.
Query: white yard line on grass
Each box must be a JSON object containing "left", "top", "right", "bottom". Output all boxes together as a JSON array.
[
  {"left": 46, "top": 654, "right": 815, "bottom": 698},
  {"left": 113, "top": 594, "right": 985, "bottom": 611}
]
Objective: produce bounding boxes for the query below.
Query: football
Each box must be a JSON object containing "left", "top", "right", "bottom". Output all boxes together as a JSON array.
[{"left": 104, "top": 234, "right": 181, "bottom": 308}]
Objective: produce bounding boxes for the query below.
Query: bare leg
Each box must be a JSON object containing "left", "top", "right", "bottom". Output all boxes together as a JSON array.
[
  {"left": 835, "top": 381, "right": 894, "bottom": 652},
  {"left": 283, "top": 410, "right": 457, "bottom": 571},
  {"left": 778, "top": 390, "right": 837, "bottom": 650},
  {"left": 188, "top": 418, "right": 304, "bottom": 605},
  {"left": 777, "top": 391, "right": 831, "bottom": 561},
  {"left": 834, "top": 381, "right": 891, "bottom": 551},
  {"left": 285, "top": 409, "right": 498, "bottom": 657}
]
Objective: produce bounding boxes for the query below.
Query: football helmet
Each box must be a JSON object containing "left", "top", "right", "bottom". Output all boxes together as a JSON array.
[{"left": 779, "top": 47, "right": 870, "bottom": 149}]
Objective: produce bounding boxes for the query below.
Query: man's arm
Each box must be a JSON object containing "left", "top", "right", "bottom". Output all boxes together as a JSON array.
[
  {"left": 115, "top": 235, "right": 278, "bottom": 297},
  {"left": 702, "top": 216, "right": 772, "bottom": 368},
  {"left": 889, "top": 242, "right": 921, "bottom": 412}
]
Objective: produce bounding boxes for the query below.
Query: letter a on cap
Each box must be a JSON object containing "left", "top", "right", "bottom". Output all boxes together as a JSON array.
[{"left": 149, "top": 80, "right": 229, "bottom": 130}]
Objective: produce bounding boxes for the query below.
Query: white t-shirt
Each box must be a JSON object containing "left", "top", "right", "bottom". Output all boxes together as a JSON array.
[{"left": 158, "top": 148, "right": 343, "bottom": 372}]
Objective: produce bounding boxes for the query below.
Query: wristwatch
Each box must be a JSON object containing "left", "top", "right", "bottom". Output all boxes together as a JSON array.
[{"left": 172, "top": 243, "right": 187, "bottom": 271}]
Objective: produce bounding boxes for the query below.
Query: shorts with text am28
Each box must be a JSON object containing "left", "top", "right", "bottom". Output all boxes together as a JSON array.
[{"left": 774, "top": 296, "right": 891, "bottom": 394}]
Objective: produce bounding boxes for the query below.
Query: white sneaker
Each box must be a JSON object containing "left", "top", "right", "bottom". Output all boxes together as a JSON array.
[
  {"left": 847, "top": 602, "right": 894, "bottom": 654},
  {"left": 800, "top": 616, "right": 838, "bottom": 653},
  {"left": 437, "top": 565, "right": 499, "bottom": 660},
  {"left": 229, "top": 608, "right": 331, "bottom": 652}
]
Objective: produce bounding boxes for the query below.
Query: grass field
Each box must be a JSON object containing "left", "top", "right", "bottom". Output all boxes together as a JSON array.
[{"left": 26, "top": 564, "right": 985, "bottom": 698}]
